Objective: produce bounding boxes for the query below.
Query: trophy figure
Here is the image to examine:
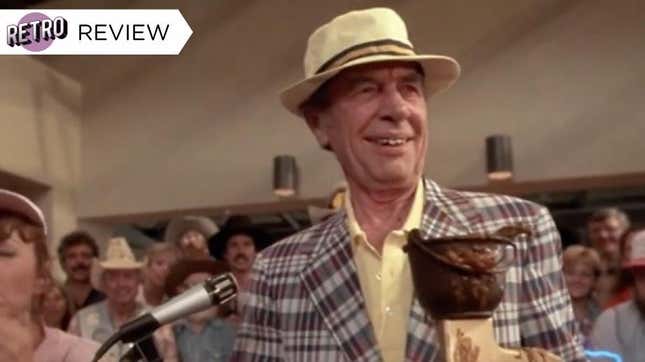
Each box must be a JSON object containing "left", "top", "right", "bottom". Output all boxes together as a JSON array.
[{"left": 405, "top": 228, "right": 563, "bottom": 362}]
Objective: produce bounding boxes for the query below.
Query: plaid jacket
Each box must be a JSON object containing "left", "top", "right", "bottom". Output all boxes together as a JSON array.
[{"left": 232, "top": 179, "right": 587, "bottom": 361}]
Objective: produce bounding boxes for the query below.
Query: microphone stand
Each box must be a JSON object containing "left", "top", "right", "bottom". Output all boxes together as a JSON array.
[
  {"left": 93, "top": 272, "right": 238, "bottom": 362},
  {"left": 119, "top": 334, "right": 162, "bottom": 362}
]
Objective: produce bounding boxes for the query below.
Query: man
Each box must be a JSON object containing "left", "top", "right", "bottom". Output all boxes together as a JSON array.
[
  {"left": 233, "top": 8, "right": 585, "bottom": 361},
  {"left": 209, "top": 215, "right": 267, "bottom": 292},
  {"left": 68, "top": 237, "right": 147, "bottom": 360},
  {"left": 165, "top": 215, "right": 219, "bottom": 258},
  {"left": 209, "top": 215, "right": 269, "bottom": 326},
  {"left": 58, "top": 231, "right": 106, "bottom": 312},
  {"left": 587, "top": 208, "right": 631, "bottom": 265},
  {"left": 590, "top": 229, "right": 645, "bottom": 361},
  {"left": 587, "top": 208, "right": 631, "bottom": 305}
]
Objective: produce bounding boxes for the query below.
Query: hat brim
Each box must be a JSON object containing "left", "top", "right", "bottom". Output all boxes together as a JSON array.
[
  {"left": 99, "top": 260, "right": 144, "bottom": 270},
  {"left": 164, "top": 217, "right": 219, "bottom": 245},
  {"left": 95, "top": 260, "right": 143, "bottom": 291},
  {"left": 624, "top": 259, "right": 645, "bottom": 269},
  {"left": 0, "top": 190, "right": 45, "bottom": 230},
  {"left": 280, "top": 53, "right": 461, "bottom": 116},
  {"left": 208, "top": 226, "right": 271, "bottom": 260},
  {"left": 164, "top": 258, "right": 230, "bottom": 297}
]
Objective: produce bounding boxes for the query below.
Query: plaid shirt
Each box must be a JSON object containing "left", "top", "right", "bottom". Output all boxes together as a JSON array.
[{"left": 232, "top": 179, "right": 586, "bottom": 361}]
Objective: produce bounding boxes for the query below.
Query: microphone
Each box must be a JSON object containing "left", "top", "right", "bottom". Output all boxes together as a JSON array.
[{"left": 93, "top": 272, "right": 238, "bottom": 362}]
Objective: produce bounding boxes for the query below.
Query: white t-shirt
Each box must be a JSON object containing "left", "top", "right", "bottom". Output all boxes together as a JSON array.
[{"left": 590, "top": 300, "right": 645, "bottom": 362}]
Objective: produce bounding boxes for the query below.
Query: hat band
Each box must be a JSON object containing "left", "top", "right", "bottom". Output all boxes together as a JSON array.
[{"left": 315, "top": 39, "right": 415, "bottom": 75}]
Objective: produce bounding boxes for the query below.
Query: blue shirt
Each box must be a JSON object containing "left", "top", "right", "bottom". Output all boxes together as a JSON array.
[{"left": 173, "top": 318, "right": 236, "bottom": 362}]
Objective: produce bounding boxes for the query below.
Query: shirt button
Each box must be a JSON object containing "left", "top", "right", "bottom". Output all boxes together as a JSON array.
[
  {"left": 376, "top": 272, "right": 382, "bottom": 281},
  {"left": 385, "top": 306, "right": 392, "bottom": 314}
]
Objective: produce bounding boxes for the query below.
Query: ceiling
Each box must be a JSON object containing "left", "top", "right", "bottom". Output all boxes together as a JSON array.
[{"left": 30, "top": 0, "right": 581, "bottom": 93}]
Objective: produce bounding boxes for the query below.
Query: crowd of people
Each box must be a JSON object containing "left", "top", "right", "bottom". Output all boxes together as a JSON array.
[
  {"left": 562, "top": 208, "right": 645, "bottom": 360},
  {"left": 3, "top": 185, "right": 640, "bottom": 362},
  {"left": 0, "top": 187, "right": 267, "bottom": 361}
]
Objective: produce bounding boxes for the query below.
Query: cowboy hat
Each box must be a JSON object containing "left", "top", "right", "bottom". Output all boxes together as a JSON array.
[
  {"left": 624, "top": 230, "right": 645, "bottom": 269},
  {"left": 164, "top": 216, "right": 219, "bottom": 245},
  {"left": 164, "top": 258, "right": 230, "bottom": 297},
  {"left": 99, "top": 237, "right": 143, "bottom": 270},
  {"left": 0, "top": 189, "right": 46, "bottom": 234},
  {"left": 208, "top": 215, "right": 271, "bottom": 260},
  {"left": 280, "top": 7, "right": 460, "bottom": 116}
]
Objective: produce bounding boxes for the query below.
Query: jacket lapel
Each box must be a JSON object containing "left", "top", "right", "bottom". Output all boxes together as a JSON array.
[
  {"left": 301, "top": 214, "right": 381, "bottom": 362},
  {"left": 419, "top": 178, "right": 479, "bottom": 239},
  {"left": 405, "top": 178, "right": 481, "bottom": 360}
]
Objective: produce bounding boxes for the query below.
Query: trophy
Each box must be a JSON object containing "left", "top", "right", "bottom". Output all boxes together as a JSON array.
[{"left": 405, "top": 227, "right": 562, "bottom": 362}]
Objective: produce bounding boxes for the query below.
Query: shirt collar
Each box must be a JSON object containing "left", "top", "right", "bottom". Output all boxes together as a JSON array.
[{"left": 345, "top": 178, "right": 425, "bottom": 246}]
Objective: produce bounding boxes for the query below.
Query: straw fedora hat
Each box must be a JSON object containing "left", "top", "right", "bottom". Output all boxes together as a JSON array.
[
  {"left": 99, "top": 237, "right": 143, "bottom": 270},
  {"left": 280, "top": 7, "right": 461, "bottom": 116},
  {"left": 624, "top": 230, "right": 645, "bottom": 269}
]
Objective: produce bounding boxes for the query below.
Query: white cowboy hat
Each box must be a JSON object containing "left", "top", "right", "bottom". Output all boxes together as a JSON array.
[
  {"left": 280, "top": 7, "right": 461, "bottom": 116},
  {"left": 164, "top": 215, "right": 219, "bottom": 245},
  {"left": 99, "top": 237, "right": 143, "bottom": 270},
  {"left": 0, "top": 189, "right": 46, "bottom": 234}
]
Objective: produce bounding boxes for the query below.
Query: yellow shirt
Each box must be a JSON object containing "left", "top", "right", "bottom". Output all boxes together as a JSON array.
[{"left": 345, "top": 179, "right": 424, "bottom": 362}]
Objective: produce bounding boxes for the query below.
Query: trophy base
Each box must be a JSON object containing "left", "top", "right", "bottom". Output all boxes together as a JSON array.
[{"left": 438, "top": 318, "right": 563, "bottom": 362}]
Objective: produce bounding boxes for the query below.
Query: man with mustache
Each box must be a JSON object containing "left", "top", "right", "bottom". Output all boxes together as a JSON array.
[
  {"left": 58, "top": 231, "right": 105, "bottom": 313},
  {"left": 209, "top": 215, "right": 267, "bottom": 293},
  {"left": 209, "top": 215, "right": 269, "bottom": 326},
  {"left": 165, "top": 215, "right": 219, "bottom": 258}
]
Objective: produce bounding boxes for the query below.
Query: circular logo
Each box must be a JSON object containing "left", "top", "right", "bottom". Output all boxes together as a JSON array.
[{"left": 18, "top": 12, "right": 54, "bottom": 52}]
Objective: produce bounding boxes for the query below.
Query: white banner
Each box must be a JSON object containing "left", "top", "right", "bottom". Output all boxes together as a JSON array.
[{"left": 0, "top": 9, "right": 193, "bottom": 55}]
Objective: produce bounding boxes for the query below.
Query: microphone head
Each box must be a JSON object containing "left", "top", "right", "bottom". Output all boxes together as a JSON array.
[
  {"left": 205, "top": 272, "right": 238, "bottom": 305},
  {"left": 93, "top": 272, "right": 239, "bottom": 362}
]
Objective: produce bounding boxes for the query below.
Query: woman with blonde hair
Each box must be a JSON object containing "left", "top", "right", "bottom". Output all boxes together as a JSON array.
[
  {"left": 562, "top": 244, "right": 602, "bottom": 346},
  {"left": 40, "top": 279, "right": 73, "bottom": 331}
]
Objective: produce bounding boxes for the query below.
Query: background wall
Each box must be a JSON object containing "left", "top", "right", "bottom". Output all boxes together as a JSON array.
[
  {"left": 0, "top": 56, "right": 82, "bottom": 275},
  {"left": 27, "top": 0, "right": 645, "bottom": 223}
]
